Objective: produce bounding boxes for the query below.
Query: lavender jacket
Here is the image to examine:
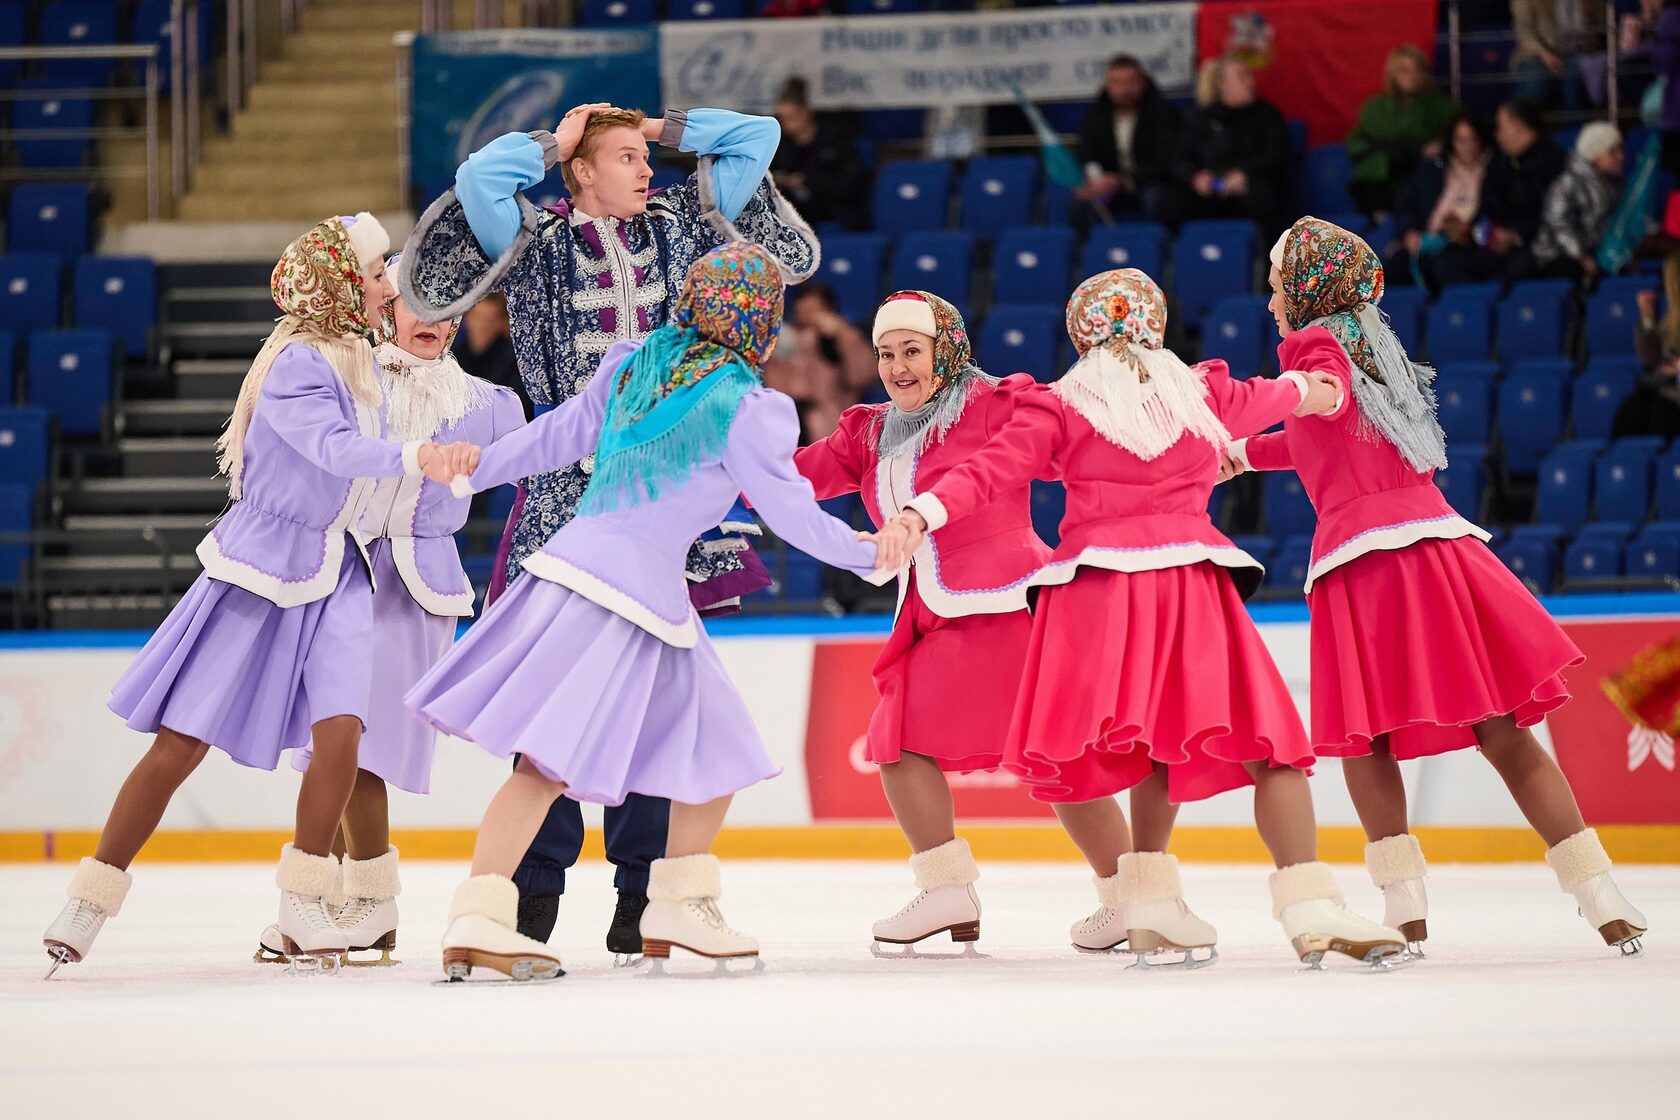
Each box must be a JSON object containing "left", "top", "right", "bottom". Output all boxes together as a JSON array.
[
  {"left": 357, "top": 376, "right": 527, "bottom": 616},
  {"left": 456, "top": 340, "right": 889, "bottom": 647},
  {"left": 198, "top": 341, "right": 425, "bottom": 607}
]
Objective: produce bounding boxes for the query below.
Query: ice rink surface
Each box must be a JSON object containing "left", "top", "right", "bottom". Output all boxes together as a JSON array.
[{"left": 3, "top": 860, "right": 1677, "bottom": 1119}]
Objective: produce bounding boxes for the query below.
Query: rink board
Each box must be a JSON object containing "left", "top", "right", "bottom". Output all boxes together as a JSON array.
[{"left": 1, "top": 595, "right": 1677, "bottom": 860}]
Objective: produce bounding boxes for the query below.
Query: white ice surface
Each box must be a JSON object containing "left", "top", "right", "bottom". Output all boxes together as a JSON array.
[{"left": 3, "top": 860, "right": 1677, "bottom": 1119}]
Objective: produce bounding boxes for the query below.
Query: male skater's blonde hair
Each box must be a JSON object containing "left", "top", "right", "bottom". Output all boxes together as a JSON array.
[{"left": 561, "top": 107, "right": 650, "bottom": 194}]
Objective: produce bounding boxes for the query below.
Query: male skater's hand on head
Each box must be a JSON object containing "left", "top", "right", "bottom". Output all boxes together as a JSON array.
[{"left": 553, "top": 103, "right": 615, "bottom": 161}]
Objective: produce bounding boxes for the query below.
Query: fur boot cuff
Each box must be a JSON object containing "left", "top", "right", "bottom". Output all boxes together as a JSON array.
[{"left": 910, "top": 838, "right": 979, "bottom": 891}]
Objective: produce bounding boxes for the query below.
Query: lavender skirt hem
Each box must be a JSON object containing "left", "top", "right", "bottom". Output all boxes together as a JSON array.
[{"left": 406, "top": 571, "right": 779, "bottom": 807}]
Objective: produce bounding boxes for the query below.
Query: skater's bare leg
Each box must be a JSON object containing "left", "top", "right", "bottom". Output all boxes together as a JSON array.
[
  {"left": 1342, "top": 734, "right": 1411, "bottom": 842},
  {"left": 340, "top": 768, "right": 390, "bottom": 861},
  {"left": 1128, "top": 766, "right": 1178, "bottom": 852},
  {"left": 1052, "top": 797, "right": 1130, "bottom": 877},
  {"left": 1245, "top": 761, "right": 1318, "bottom": 868},
  {"left": 92, "top": 727, "right": 210, "bottom": 869},
  {"left": 666, "top": 795, "right": 733, "bottom": 858},
  {"left": 880, "top": 752, "right": 956, "bottom": 853},
  {"left": 470, "top": 755, "right": 566, "bottom": 877},
  {"left": 295, "top": 715, "right": 361, "bottom": 856},
  {"left": 1475, "top": 715, "right": 1587, "bottom": 847}
]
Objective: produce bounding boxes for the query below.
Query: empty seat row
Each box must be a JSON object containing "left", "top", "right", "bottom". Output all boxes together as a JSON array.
[
  {"left": 0, "top": 326, "right": 115, "bottom": 435},
  {"left": 0, "top": 253, "right": 155, "bottom": 357}
]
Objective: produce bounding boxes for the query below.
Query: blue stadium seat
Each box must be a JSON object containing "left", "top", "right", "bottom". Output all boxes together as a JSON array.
[
  {"left": 861, "top": 109, "right": 924, "bottom": 143},
  {"left": 1564, "top": 523, "right": 1632, "bottom": 583},
  {"left": 1594, "top": 437, "right": 1663, "bottom": 522},
  {"left": 1264, "top": 471, "right": 1316, "bottom": 538},
  {"left": 1171, "top": 220, "right": 1254, "bottom": 322},
  {"left": 872, "top": 161, "right": 952, "bottom": 238},
  {"left": 0, "top": 1, "right": 25, "bottom": 87},
  {"left": 1379, "top": 287, "right": 1425, "bottom": 355},
  {"left": 1321, "top": 210, "right": 1371, "bottom": 236},
  {"left": 1586, "top": 277, "right": 1653, "bottom": 358},
  {"left": 129, "top": 0, "right": 211, "bottom": 88},
  {"left": 813, "top": 232, "right": 887, "bottom": 324},
  {"left": 0, "top": 482, "right": 29, "bottom": 588},
  {"left": 1572, "top": 362, "right": 1640, "bottom": 440},
  {"left": 26, "top": 328, "right": 112, "bottom": 437},
  {"left": 1267, "top": 534, "right": 1313, "bottom": 590},
  {"left": 0, "top": 329, "right": 14, "bottom": 404},
  {"left": 889, "top": 232, "right": 975, "bottom": 318},
  {"left": 846, "top": 0, "right": 924, "bottom": 11},
  {"left": 1425, "top": 288, "right": 1494, "bottom": 363},
  {"left": 38, "top": 2, "right": 121, "bottom": 84},
  {"left": 1201, "top": 294, "right": 1272, "bottom": 378},
  {"left": 1508, "top": 357, "right": 1574, "bottom": 380},
  {"left": 667, "top": 0, "right": 745, "bottom": 18},
  {"left": 1657, "top": 443, "right": 1680, "bottom": 520},
  {"left": 1434, "top": 359, "right": 1502, "bottom": 383},
  {"left": 1437, "top": 442, "right": 1488, "bottom": 518},
  {"left": 992, "top": 226, "right": 1075, "bottom": 308},
  {"left": 959, "top": 156, "right": 1040, "bottom": 234},
  {"left": 1304, "top": 145, "right": 1355, "bottom": 212},
  {"left": 1626, "top": 521, "right": 1680, "bottom": 583},
  {"left": 778, "top": 547, "right": 825, "bottom": 601},
  {"left": 1534, "top": 440, "right": 1603, "bottom": 532},
  {"left": 1080, "top": 222, "right": 1167, "bottom": 279},
  {"left": 1230, "top": 535, "right": 1274, "bottom": 567},
  {"left": 1043, "top": 179, "right": 1074, "bottom": 226},
  {"left": 7, "top": 185, "right": 92, "bottom": 262},
  {"left": 0, "top": 255, "right": 63, "bottom": 336},
  {"left": 1437, "top": 375, "right": 1494, "bottom": 446},
  {"left": 578, "top": 0, "right": 658, "bottom": 23},
  {"left": 1497, "top": 279, "right": 1573, "bottom": 363},
  {"left": 1496, "top": 523, "right": 1564, "bottom": 593},
  {"left": 10, "top": 81, "right": 92, "bottom": 168},
  {"left": 1367, "top": 214, "right": 1401, "bottom": 254},
  {"left": 73, "top": 256, "right": 157, "bottom": 360},
  {"left": 0, "top": 407, "right": 51, "bottom": 490},
  {"left": 980, "top": 305, "right": 1063, "bottom": 381},
  {"left": 1031, "top": 480, "right": 1065, "bottom": 545},
  {"left": 1498, "top": 368, "right": 1571, "bottom": 472}
]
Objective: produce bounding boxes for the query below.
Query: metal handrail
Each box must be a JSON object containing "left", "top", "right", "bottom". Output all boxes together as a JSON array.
[{"left": 0, "top": 44, "right": 164, "bottom": 218}]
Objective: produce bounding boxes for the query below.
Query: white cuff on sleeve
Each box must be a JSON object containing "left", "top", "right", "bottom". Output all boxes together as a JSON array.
[
  {"left": 1279, "top": 370, "right": 1310, "bottom": 402},
  {"left": 904, "top": 492, "right": 950, "bottom": 532},
  {"left": 1228, "top": 437, "right": 1252, "bottom": 471},
  {"left": 450, "top": 475, "right": 475, "bottom": 499},
  {"left": 401, "top": 441, "right": 424, "bottom": 477}
]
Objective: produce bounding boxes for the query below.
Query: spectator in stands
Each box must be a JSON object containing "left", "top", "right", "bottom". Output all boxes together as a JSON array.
[
  {"left": 1073, "top": 54, "right": 1181, "bottom": 224},
  {"left": 1510, "top": 0, "right": 1598, "bottom": 110},
  {"left": 1345, "top": 45, "right": 1460, "bottom": 216},
  {"left": 761, "top": 281, "right": 877, "bottom": 442},
  {"left": 455, "top": 293, "right": 529, "bottom": 417},
  {"left": 1424, "top": 98, "right": 1567, "bottom": 289},
  {"left": 1617, "top": 256, "right": 1680, "bottom": 438},
  {"left": 1531, "top": 122, "right": 1625, "bottom": 283},
  {"left": 1388, "top": 112, "right": 1493, "bottom": 286},
  {"left": 1159, "top": 55, "right": 1292, "bottom": 236},
  {"left": 772, "top": 80, "right": 868, "bottom": 230}
]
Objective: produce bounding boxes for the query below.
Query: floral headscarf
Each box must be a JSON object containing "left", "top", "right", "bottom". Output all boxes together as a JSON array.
[
  {"left": 1054, "top": 269, "right": 1228, "bottom": 460},
  {"left": 216, "top": 213, "right": 389, "bottom": 499},
  {"left": 577, "top": 242, "right": 783, "bottom": 516},
  {"left": 872, "top": 290, "right": 997, "bottom": 460},
  {"left": 1276, "top": 216, "right": 1446, "bottom": 472}
]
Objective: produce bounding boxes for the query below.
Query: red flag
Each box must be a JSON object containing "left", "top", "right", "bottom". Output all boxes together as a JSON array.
[{"left": 1196, "top": 0, "right": 1440, "bottom": 149}]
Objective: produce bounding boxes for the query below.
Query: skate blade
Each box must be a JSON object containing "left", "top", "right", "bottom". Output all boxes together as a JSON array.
[
  {"left": 252, "top": 945, "right": 289, "bottom": 965},
  {"left": 870, "top": 940, "right": 986, "bottom": 960},
  {"left": 342, "top": 932, "right": 398, "bottom": 967},
  {"left": 1292, "top": 934, "right": 1411, "bottom": 972},
  {"left": 437, "top": 948, "right": 563, "bottom": 984},
  {"left": 612, "top": 953, "right": 644, "bottom": 969},
  {"left": 1127, "top": 945, "right": 1218, "bottom": 971},
  {"left": 43, "top": 945, "right": 75, "bottom": 980},
  {"left": 282, "top": 953, "right": 345, "bottom": 976},
  {"left": 1072, "top": 939, "right": 1129, "bottom": 955},
  {"left": 1599, "top": 920, "right": 1647, "bottom": 958}
]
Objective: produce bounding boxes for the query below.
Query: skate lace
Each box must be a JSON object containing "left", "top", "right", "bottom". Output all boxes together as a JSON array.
[
  {"left": 335, "top": 896, "right": 378, "bottom": 928},
  {"left": 887, "top": 891, "right": 930, "bottom": 921},
  {"left": 64, "top": 900, "right": 105, "bottom": 934},
  {"left": 1074, "top": 906, "right": 1117, "bottom": 933},
  {"left": 289, "top": 893, "right": 338, "bottom": 933},
  {"left": 689, "top": 898, "right": 741, "bottom": 936}
]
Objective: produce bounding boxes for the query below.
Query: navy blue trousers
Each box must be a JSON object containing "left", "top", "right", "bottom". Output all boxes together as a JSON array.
[{"left": 513, "top": 792, "right": 670, "bottom": 897}]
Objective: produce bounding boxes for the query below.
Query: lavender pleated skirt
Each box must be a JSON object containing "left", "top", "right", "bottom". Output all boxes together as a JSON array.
[
  {"left": 109, "top": 545, "right": 374, "bottom": 769},
  {"left": 292, "top": 541, "right": 453, "bottom": 794},
  {"left": 406, "top": 570, "right": 780, "bottom": 806}
]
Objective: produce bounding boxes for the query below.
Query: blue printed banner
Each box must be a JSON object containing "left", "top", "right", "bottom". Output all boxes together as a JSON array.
[{"left": 410, "top": 28, "right": 661, "bottom": 199}]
